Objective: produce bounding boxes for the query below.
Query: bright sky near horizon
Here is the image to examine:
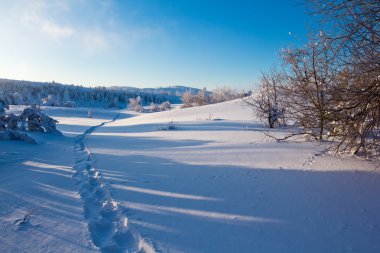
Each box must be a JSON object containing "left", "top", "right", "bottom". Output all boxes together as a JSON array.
[{"left": 0, "top": 0, "right": 310, "bottom": 90}]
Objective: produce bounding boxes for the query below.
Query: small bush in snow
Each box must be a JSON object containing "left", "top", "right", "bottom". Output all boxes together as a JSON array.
[
  {"left": 159, "top": 121, "right": 178, "bottom": 130},
  {"left": 150, "top": 101, "right": 172, "bottom": 112},
  {"left": 15, "top": 209, "right": 38, "bottom": 225},
  {"left": 129, "top": 96, "right": 143, "bottom": 112},
  {"left": 159, "top": 101, "right": 171, "bottom": 111},
  {"left": 150, "top": 103, "right": 160, "bottom": 112},
  {"left": 88, "top": 109, "right": 93, "bottom": 118}
]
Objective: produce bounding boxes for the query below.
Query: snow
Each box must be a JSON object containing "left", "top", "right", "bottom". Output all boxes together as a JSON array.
[{"left": 1, "top": 100, "right": 380, "bottom": 253}]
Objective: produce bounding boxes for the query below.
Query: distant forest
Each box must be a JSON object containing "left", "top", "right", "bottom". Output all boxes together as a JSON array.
[{"left": 0, "top": 79, "right": 180, "bottom": 108}]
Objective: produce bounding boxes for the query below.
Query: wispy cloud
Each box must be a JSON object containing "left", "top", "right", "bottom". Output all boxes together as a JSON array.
[
  {"left": 18, "top": 1, "right": 75, "bottom": 39},
  {"left": 1, "top": 0, "right": 166, "bottom": 59},
  {"left": 82, "top": 31, "right": 109, "bottom": 53},
  {"left": 40, "top": 21, "right": 75, "bottom": 39}
]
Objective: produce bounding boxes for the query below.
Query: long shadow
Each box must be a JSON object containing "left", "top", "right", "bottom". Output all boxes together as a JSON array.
[
  {"left": 87, "top": 134, "right": 213, "bottom": 151},
  {"left": 85, "top": 132, "right": 380, "bottom": 253},
  {"left": 42, "top": 106, "right": 133, "bottom": 119},
  {"left": 96, "top": 121, "right": 261, "bottom": 134},
  {"left": 0, "top": 138, "right": 96, "bottom": 252}
]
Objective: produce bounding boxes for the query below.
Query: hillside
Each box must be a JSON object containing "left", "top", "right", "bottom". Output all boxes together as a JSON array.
[{"left": 0, "top": 100, "right": 379, "bottom": 253}]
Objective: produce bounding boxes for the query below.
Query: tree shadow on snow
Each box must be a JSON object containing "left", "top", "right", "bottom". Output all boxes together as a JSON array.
[
  {"left": 0, "top": 141, "right": 95, "bottom": 252},
  {"left": 96, "top": 121, "right": 261, "bottom": 134},
  {"left": 85, "top": 133, "right": 380, "bottom": 253}
]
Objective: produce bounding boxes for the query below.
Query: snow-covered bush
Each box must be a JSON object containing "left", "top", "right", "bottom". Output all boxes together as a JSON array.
[
  {"left": 159, "top": 121, "right": 178, "bottom": 130},
  {"left": 167, "top": 121, "right": 177, "bottom": 130},
  {"left": 159, "top": 101, "right": 171, "bottom": 111},
  {"left": 19, "top": 105, "right": 59, "bottom": 133},
  {"left": 42, "top": 94, "right": 59, "bottom": 106},
  {"left": 210, "top": 87, "right": 240, "bottom": 103},
  {"left": 150, "top": 101, "right": 172, "bottom": 112},
  {"left": 6, "top": 113, "right": 19, "bottom": 130},
  {"left": 0, "top": 104, "right": 59, "bottom": 143},
  {"left": 195, "top": 88, "right": 210, "bottom": 106},
  {"left": 129, "top": 96, "right": 143, "bottom": 112},
  {"left": 0, "top": 130, "right": 36, "bottom": 143},
  {"left": 150, "top": 103, "right": 160, "bottom": 112},
  {"left": 181, "top": 91, "right": 194, "bottom": 108}
]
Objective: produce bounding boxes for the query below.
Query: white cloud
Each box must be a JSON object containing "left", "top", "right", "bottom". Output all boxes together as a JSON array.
[
  {"left": 18, "top": 0, "right": 75, "bottom": 39},
  {"left": 41, "top": 21, "right": 75, "bottom": 38},
  {"left": 3, "top": 0, "right": 165, "bottom": 54},
  {"left": 82, "top": 31, "right": 109, "bottom": 53}
]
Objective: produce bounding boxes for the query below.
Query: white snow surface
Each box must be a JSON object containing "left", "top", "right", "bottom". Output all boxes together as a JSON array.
[{"left": 1, "top": 100, "right": 380, "bottom": 253}]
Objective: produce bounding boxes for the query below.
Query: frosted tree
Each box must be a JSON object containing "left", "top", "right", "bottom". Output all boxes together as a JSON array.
[
  {"left": 211, "top": 86, "right": 240, "bottom": 103},
  {"left": 159, "top": 101, "right": 171, "bottom": 111},
  {"left": 245, "top": 68, "right": 285, "bottom": 128},
  {"left": 281, "top": 36, "right": 335, "bottom": 140},
  {"left": 306, "top": 0, "right": 380, "bottom": 154},
  {"left": 150, "top": 103, "right": 160, "bottom": 112},
  {"left": 129, "top": 96, "right": 143, "bottom": 112},
  {"left": 181, "top": 91, "right": 193, "bottom": 108},
  {"left": 195, "top": 88, "right": 209, "bottom": 106}
]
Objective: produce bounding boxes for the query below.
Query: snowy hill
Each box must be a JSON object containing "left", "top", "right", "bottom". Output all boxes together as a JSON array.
[{"left": 1, "top": 99, "right": 379, "bottom": 253}]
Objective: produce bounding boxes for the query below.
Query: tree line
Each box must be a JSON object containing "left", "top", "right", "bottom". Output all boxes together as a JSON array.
[{"left": 0, "top": 79, "right": 175, "bottom": 108}]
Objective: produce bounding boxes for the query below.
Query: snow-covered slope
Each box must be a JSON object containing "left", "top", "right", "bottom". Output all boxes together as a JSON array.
[
  {"left": 0, "top": 107, "right": 119, "bottom": 253},
  {"left": 86, "top": 99, "right": 380, "bottom": 252},
  {"left": 1, "top": 100, "right": 379, "bottom": 253}
]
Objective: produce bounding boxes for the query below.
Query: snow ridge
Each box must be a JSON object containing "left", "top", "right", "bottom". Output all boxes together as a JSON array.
[{"left": 74, "top": 114, "right": 155, "bottom": 253}]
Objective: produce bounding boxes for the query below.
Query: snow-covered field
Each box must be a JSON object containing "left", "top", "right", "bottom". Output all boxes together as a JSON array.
[{"left": 1, "top": 100, "right": 380, "bottom": 253}]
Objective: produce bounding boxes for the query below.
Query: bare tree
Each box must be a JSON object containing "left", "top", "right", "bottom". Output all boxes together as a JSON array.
[
  {"left": 245, "top": 68, "right": 285, "bottom": 128},
  {"left": 128, "top": 96, "right": 143, "bottom": 112},
  {"left": 195, "top": 88, "right": 209, "bottom": 106},
  {"left": 309, "top": 0, "right": 380, "bottom": 154},
  {"left": 181, "top": 90, "right": 193, "bottom": 108},
  {"left": 281, "top": 35, "right": 336, "bottom": 140},
  {"left": 211, "top": 86, "right": 240, "bottom": 103}
]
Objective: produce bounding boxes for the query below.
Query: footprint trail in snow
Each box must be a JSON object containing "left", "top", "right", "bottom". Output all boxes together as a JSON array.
[{"left": 74, "top": 114, "right": 155, "bottom": 253}]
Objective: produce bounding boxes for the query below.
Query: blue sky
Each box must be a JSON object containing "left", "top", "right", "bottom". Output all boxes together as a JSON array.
[{"left": 0, "top": 0, "right": 311, "bottom": 90}]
